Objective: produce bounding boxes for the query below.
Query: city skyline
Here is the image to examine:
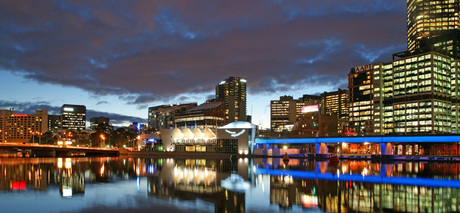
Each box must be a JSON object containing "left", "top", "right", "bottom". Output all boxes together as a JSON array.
[{"left": 0, "top": 1, "right": 407, "bottom": 128}]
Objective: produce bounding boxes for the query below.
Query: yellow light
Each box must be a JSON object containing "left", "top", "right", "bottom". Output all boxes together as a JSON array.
[
  {"left": 100, "top": 165, "right": 105, "bottom": 176},
  {"left": 57, "top": 158, "right": 63, "bottom": 169}
]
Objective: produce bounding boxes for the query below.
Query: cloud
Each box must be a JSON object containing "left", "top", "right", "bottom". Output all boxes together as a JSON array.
[
  {"left": 0, "top": 101, "right": 145, "bottom": 125},
  {"left": 0, "top": 0, "right": 407, "bottom": 106},
  {"left": 96, "top": 101, "right": 109, "bottom": 105}
]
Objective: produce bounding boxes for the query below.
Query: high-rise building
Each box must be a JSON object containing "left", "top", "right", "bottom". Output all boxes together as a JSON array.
[
  {"left": 148, "top": 103, "right": 197, "bottom": 130},
  {"left": 90, "top": 116, "right": 110, "bottom": 130},
  {"left": 270, "top": 95, "right": 321, "bottom": 132},
  {"left": 346, "top": 1, "right": 460, "bottom": 136},
  {"left": 270, "top": 96, "right": 297, "bottom": 132},
  {"left": 61, "top": 104, "right": 86, "bottom": 131},
  {"left": 1, "top": 110, "right": 48, "bottom": 143},
  {"left": 407, "top": 0, "right": 460, "bottom": 57},
  {"left": 216, "top": 77, "right": 247, "bottom": 124},
  {"left": 348, "top": 63, "right": 384, "bottom": 136},
  {"left": 0, "top": 109, "right": 15, "bottom": 142},
  {"left": 320, "top": 89, "right": 349, "bottom": 119}
]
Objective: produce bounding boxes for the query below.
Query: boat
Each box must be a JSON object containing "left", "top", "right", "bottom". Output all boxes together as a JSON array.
[
  {"left": 283, "top": 152, "right": 290, "bottom": 163},
  {"left": 221, "top": 172, "right": 250, "bottom": 192}
]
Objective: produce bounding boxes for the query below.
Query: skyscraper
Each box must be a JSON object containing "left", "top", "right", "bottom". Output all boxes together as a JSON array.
[
  {"left": 216, "top": 77, "right": 247, "bottom": 124},
  {"left": 407, "top": 0, "right": 460, "bottom": 57},
  {"left": 61, "top": 104, "right": 86, "bottom": 130}
]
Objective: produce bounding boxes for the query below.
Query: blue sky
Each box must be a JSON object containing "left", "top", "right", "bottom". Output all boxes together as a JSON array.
[{"left": 0, "top": 0, "right": 407, "bottom": 128}]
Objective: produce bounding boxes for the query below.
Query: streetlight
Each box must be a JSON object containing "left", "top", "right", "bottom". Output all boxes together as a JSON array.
[
  {"left": 29, "top": 131, "right": 35, "bottom": 144},
  {"left": 100, "top": 134, "right": 105, "bottom": 148}
]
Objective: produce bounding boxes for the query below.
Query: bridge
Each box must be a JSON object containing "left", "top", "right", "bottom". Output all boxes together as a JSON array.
[
  {"left": 0, "top": 143, "right": 119, "bottom": 157},
  {"left": 254, "top": 135, "right": 460, "bottom": 157}
]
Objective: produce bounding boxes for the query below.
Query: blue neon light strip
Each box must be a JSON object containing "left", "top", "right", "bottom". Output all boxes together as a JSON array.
[
  {"left": 255, "top": 168, "right": 460, "bottom": 188},
  {"left": 255, "top": 135, "right": 460, "bottom": 144}
]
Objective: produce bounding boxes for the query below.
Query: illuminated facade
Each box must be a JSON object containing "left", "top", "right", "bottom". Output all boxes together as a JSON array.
[
  {"left": 270, "top": 96, "right": 297, "bottom": 132},
  {"left": 348, "top": 63, "right": 384, "bottom": 136},
  {"left": 320, "top": 89, "right": 349, "bottom": 134},
  {"left": 270, "top": 95, "right": 320, "bottom": 132},
  {"left": 215, "top": 76, "right": 247, "bottom": 124},
  {"left": 147, "top": 103, "right": 197, "bottom": 131},
  {"left": 2, "top": 110, "right": 48, "bottom": 143},
  {"left": 407, "top": 0, "right": 460, "bottom": 57},
  {"left": 61, "top": 104, "right": 86, "bottom": 131},
  {"left": 160, "top": 121, "right": 256, "bottom": 154}
]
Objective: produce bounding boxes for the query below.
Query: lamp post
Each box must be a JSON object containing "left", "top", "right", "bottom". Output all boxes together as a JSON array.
[
  {"left": 37, "top": 132, "right": 42, "bottom": 145},
  {"left": 29, "top": 131, "right": 35, "bottom": 144},
  {"left": 100, "top": 134, "right": 105, "bottom": 148}
]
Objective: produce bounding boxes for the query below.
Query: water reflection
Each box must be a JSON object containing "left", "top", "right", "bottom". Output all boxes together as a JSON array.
[{"left": 1, "top": 157, "right": 460, "bottom": 212}]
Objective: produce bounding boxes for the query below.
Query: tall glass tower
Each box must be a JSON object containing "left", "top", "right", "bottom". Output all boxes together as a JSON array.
[
  {"left": 216, "top": 76, "right": 247, "bottom": 124},
  {"left": 407, "top": 0, "right": 460, "bottom": 57}
]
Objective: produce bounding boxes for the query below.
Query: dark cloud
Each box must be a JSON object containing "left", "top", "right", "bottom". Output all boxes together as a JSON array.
[
  {"left": 0, "top": 101, "right": 145, "bottom": 125},
  {"left": 96, "top": 101, "right": 109, "bottom": 105},
  {"left": 0, "top": 0, "right": 407, "bottom": 105}
]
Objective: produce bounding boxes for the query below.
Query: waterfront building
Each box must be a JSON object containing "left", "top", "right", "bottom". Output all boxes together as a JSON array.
[
  {"left": 216, "top": 76, "right": 247, "bottom": 124},
  {"left": 0, "top": 109, "right": 14, "bottom": 142},
  {"left": 348, "top": 63, "right": 384, "bottom": 136},
  {"left": 60, "top": 104, "right": 86, "bottom": 131},
  {"left": 90, "top": 116, "right": 110, "bottom": 130},
  {"left": 406, "top": 0, "right": 460, "bottom": 57},
  {"left": 1, "top": 110, "right": 48, "bottom": 143},
  {"left": 160, "top": 121, "right": 256, "bottom": 154},
  {"left": 174, "top": 100, "right": 225, "bottom": 129},
  {"left": 147, "top": 103, "right": 197, "bottom": 131}
]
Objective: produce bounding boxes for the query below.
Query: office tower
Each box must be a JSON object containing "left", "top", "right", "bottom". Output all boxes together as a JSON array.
[
  {"left": 270, "top": 96, "right": 297, "bottom": 132},
  {"left": 320, "top": 89, "right": 349, "bottom": 119},
  {"left": 407, "top": 0, "right": 460, "bottom": 57},
  {"left": 2, "top": 110, "right": 48, "bottom": 143},
  {"left": 348, "top": 63, "right": 384, "bottom": 136},
  {"left": 90, "top": 116, "right": 110, "bottom": 130},
  {"left": 148, "top": 103, "right": 197, "bottom": 130},
  {"left": 270, "top": 95, "right": 321, "bottom": 132},
  {"left": 216, "top": 76, "right": 247, "bottom": 124},
  {"left": 61, "top": 104, "right": 86, "bottom": 130},
  {"left": 320, "top": 89, "right": 350, "bottom": 135}
]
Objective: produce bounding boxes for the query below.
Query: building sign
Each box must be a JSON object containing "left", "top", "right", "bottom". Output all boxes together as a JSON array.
[
  {"left": 63, "top": 107, "right": 74, "bottom": 112},
  {"left": 225, "top": 129, "right": 245, "bottom": 137},
  {"left": 301, "top": 105, "right": 319, "bottom": 113},
  {"left": 351, "top": 64, "right": 373, "bottom": 73}
]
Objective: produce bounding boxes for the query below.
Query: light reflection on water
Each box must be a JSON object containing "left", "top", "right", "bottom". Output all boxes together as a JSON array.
[{"left": 1, "top": 157, "right": 460, "bottom": 212}]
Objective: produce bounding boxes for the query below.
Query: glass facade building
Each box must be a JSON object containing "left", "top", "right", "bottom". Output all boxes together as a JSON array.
[
  {"left": 407, "top": 0, "right": 460, "bottom": 56},
  {"left": 215, "top": 77, "right": 247, "bottom": 124}
]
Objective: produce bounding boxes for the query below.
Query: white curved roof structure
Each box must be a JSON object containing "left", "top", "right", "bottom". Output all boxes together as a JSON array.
[{"left": 218, "top": 121, "right": 257, "bottom": 129}]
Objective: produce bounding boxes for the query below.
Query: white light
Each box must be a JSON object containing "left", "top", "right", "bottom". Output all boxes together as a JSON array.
[
  {"left": 219, "top": 81, "right": 226, "bottom": 85},
  {"left": 240, "top": 79, "right": 247, "bottom": 83},
  {"left": 63, "top": 107, "right": 74, "bottom": 112}
]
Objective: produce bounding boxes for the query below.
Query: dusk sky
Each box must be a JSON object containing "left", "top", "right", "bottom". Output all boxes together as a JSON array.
[{"left": 0, "top": 0, "right": 407, "bottom": 128}]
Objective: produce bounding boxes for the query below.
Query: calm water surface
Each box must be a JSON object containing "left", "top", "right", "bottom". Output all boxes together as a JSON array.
[{"left": 1, "top": 157, "right": 460, "bottom": 212}]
